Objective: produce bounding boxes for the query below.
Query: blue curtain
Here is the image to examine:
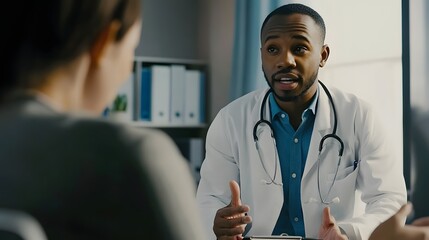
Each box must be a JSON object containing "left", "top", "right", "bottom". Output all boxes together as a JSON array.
[{"left": 230, "top": 0, "right": 313, "bottom": 100}]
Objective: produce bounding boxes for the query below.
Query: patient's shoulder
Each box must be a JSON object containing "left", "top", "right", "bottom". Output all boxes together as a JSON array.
[{"left": 66, "top": 116, "right": 178, "bottom": 158}]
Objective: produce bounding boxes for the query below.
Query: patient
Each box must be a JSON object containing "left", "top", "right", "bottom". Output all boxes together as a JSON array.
[
  {"left": 0, "top": 0, "right": 204, "bottom": 239},
  {"left": 369, "top": 203, "right": 429, "bottom": 240}
]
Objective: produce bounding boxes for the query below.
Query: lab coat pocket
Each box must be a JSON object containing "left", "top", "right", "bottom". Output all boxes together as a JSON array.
[
  {"left": 324, "top": 167, "right": 359, "bottom": 220},
  {"left": 327, "top": 165, "right": 355, "bottom": 182}
]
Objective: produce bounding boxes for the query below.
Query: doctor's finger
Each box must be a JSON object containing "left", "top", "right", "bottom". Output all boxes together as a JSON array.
[
  {"left": 322, "top": 207, "right": 336, "bottom": 227},
  {"left": 229, "top": 180, "right": 241, "bottom": 207},
  {"left": 214, "top": 224, "right": 247, "bottom": 237},
  {"left": 216, "top": 215, "right": 252, "bottom": 228},
  {"left": 218, "top": 205, "right": 250, "bottom": 218}
]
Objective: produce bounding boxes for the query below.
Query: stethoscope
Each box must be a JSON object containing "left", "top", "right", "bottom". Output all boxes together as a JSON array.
[{"left": 252, "top": 80, "right": 344, "bottom": 205}]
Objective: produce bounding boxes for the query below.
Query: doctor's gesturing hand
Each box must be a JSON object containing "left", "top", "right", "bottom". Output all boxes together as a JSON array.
[
  {"left": 213, "top": 180, "right": 252, "bottom": 240},
  {"left": 318, "top": 207, "right": 348, "bottom": 240}
]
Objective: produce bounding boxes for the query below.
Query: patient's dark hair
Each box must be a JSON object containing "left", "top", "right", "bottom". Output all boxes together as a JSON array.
[
  {"left": 260, "top": 3, "right": 326, "bottom": 42},
  {"left": 1, "top": 0, "right": 141, "bottom": 99}
]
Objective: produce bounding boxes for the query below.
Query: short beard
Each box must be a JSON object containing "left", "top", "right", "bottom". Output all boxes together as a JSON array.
[{"left": 263, "top": 68, "right": 318, "bottom": 102}]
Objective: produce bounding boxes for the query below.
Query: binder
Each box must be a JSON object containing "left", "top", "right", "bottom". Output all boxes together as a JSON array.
[
  {"left": 151, "top": 65, "right": 171, "bottom": 123},
  {"left": 199, "top": 71, "right": 206, "bottom": 123},
  {"left": 170, "top": 65, "right": 186, "bottom": 124},
  {"left": 184, "top": 70, "right": 201, "bottom": 125},
  {"left": 139, "top": 67, "right": 151, "bottom": 121}
]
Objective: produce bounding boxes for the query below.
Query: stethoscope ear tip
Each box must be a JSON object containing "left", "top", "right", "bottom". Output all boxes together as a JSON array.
[{"left": 260, "top": 179, "right": 269, "bottom": 184}]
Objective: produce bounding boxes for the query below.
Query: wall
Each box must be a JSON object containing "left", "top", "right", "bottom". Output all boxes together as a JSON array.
[
  {"left": 136, "top": 0, "right": 200, "bottom": 59},
  {"left": 198, "top": 0, "right": 235, "bottom": 120},
  {"left": 312, "top": 0, "right": 403, "bottom": 169}
]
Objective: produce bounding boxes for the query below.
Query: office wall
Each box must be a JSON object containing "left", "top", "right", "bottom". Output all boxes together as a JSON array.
[
  {"left": 314, "top": 0, "right": 403, "bottom": 169},
  {"left": 136, "top": 0, "right": 200, "bottom": 59},
  {"left": 198, "top": 0, "right": 235, "bottom": 120}
]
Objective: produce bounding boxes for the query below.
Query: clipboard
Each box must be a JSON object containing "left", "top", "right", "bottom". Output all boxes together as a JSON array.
[
  {"left": 243, "top": 236, "right": 302, "bottom": 240},
  {"left": 243, "top": 236, "right": 320, "bottom": 240}
]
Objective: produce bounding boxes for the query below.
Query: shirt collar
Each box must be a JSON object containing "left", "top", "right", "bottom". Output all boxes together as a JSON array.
[{"left": 269, "top": 85, "right": 319, "bottom": 120}]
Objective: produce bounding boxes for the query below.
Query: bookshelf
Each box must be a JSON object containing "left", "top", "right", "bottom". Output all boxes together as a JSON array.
[{"left": 108, "top": 56, "right": 209, "bottom": 184}]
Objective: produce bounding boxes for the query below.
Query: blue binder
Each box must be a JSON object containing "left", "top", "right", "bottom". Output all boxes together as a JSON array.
[{"left": 140, "top": 67, "right": 151, "bottom": 121}]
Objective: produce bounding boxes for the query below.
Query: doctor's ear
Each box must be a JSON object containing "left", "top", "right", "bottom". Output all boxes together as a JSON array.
[{"left": 319, "top": 44, "right": 330, "bottom": 67}]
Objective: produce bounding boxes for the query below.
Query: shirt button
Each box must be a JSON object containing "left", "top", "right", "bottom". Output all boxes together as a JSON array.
[
  {"left": 294, "top": 217, "right": 299, "bottom": 222},
  {"left": 294, "top": 138, "right": 299, "bottom": 143},
  {"left": 281, "top": 113, "right": 286, "bottom": 118},
  {"left": 291, "top": 173, "right": 297, "bottom": 178}
]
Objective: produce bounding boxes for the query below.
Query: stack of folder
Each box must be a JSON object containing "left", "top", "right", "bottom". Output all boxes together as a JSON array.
[{"left": 136, "top": 64, "right": 206, "bottom": 125}]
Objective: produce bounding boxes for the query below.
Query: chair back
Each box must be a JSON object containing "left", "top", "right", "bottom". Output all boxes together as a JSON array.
[{"left": 0, "top": 209, "right": 47, "bottom": 240}]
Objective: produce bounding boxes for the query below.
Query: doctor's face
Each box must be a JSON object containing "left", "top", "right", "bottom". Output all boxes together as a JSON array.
[{"left": 261, "top": 14, "right": 329, "bottom": 103}]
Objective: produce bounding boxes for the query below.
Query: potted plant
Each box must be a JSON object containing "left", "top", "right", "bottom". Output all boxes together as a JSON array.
[{"left": 109, "top": 94, "right": 129, "bottom": 122}]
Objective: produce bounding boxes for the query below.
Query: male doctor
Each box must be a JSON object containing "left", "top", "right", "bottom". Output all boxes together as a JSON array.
[{"left": 196, "top": 3, "right": 406, "bottom": 240}]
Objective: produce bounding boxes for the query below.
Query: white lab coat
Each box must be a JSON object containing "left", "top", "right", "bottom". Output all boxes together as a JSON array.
[{"left": 196, "top": 84, "right": 406, "bottom": 240}]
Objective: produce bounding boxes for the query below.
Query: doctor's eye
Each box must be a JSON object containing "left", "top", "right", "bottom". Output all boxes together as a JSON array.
[
  {"left": 266, "top": 45, "right": 279, "bottom": 55},
  {"left": 293, "top": 46, "right": 308, "bottom": 55}
]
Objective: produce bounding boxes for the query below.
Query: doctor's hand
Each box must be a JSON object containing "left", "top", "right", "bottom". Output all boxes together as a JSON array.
[
  {"left": 318, "top": 207, "right": 348, "bottom": 240},
  {"left": 213, "top": 180, "right": 252, "bottom": 240},
  {"left": 369, "top": 203, "right": 429, "bottom": 240}
]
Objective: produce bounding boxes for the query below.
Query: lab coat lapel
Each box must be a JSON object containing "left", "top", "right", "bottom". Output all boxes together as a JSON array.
[{"left": 303, "top": 85, "right": 333, "bottom": 179}]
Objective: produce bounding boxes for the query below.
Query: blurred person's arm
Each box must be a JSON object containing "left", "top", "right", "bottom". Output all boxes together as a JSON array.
[
  {"left": 129, "top": 127, "right": 206, "bottom": 239},
  {"left": 369, "top": 203, "right": 429, "bottom": 240}
]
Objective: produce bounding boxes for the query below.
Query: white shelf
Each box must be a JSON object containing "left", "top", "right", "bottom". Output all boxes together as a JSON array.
[
  {"left": 134, "top": 56, "right": 206, "bottom": 65},
  {"left": 128, "top": 121, "right": 207, "bottom": 129}
]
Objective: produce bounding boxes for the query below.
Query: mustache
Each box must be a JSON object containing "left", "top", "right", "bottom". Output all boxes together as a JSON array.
[{"left": 271, "top": 68, "right": 300, "bottom": 81}]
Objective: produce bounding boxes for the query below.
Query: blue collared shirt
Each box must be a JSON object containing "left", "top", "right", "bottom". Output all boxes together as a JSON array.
[{"left": 270, "top": 88, "right": 318, "bottom": 236}]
